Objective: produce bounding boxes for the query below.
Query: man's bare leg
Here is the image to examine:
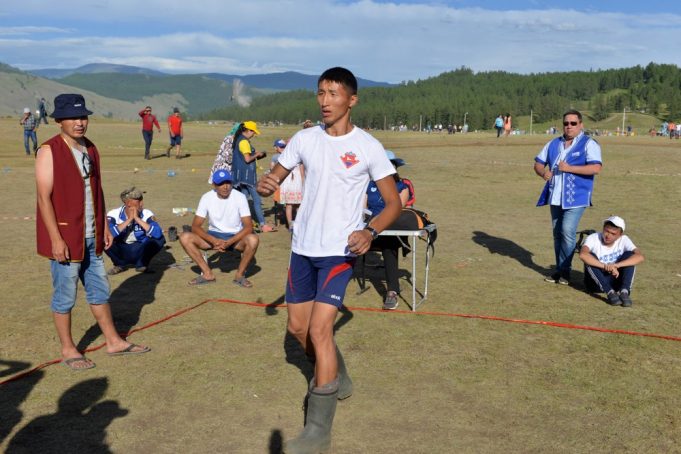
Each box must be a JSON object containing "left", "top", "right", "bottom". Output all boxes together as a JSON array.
[
  {"left": 179, "top": 233, "right": 214, "bottom": 280},
  {"left": 308, "top": 302, "right": 338, "bottom": 386},
  {"left": 287, "top": 301, "right": 315, "bottom": 356},
  {"left": 234, "top": 234, "right": 259, "bottom": 280},
  {"left": 89, "top": 303, "right": 148, "bottom": 354},
  {"left": 53, "top": 312, "right": 92, "bottom": 367}
]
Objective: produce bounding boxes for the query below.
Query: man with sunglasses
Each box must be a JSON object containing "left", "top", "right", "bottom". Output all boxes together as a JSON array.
[
  {"left": 534, "top": 109, "right": 602, "bottom": 285},
  {"left": 35, "top": 94, "right": 150, "bottom": 371},
  {"left": 139, "top": 105, "right": 161, "bottom": 160}
]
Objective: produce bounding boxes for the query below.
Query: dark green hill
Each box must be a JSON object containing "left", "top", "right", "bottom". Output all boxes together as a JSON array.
[
  {"left": 54, "top": 73, "right": 273, "bottom": 116},
  {"left": 203, "top": 63, "right": 681, "bottom": 130}
]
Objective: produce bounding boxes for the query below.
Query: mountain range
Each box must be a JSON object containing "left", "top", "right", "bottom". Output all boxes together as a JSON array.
[
  {"left": 30, "top": 63, "right": 392, "bottom": 90},
  {"left": 0, "top": 63, "right": 391, "bottom": 119}
]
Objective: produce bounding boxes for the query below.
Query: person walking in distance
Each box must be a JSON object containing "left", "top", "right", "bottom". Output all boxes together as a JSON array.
[
  {"left": 139, "top": 106, "right": 161, "bottom": 160},
  {"left": 166, "top": 107, "right": 183, "bottom": 158}
]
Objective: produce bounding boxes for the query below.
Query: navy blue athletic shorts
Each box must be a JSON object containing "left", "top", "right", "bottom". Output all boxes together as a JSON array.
[{"left": 286, "top": 252, "right": 356, "bottom": 308}]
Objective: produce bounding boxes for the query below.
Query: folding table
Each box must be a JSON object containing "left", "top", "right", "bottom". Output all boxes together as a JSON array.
[{"left": 356, "top": 224, "right": 436, "bottom": 311}]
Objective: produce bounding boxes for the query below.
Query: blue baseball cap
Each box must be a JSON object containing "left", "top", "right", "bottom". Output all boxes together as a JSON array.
[
  {"left": 385, "top": 150, "right": 406, "bottom": 167},
  {"left": 212, "top": 169, "right": 232, "bottom": 185},
  {"left": 273, "top": 139, "right": 286, "bottom": 149}
]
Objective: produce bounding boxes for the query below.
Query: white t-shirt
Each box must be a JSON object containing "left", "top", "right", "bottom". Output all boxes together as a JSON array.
[
  {"left": 195, "top": 189, "right": 250, "bottom": 234},
  {"left": 583, "top": 232, "right": 637, "bottom": 264},
  {"left": 278, "top": 125, "right": 395, "bottom": 257}
]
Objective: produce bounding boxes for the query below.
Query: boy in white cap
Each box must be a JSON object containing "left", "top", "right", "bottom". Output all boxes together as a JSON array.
[{"left": 578, "top": 216, "right": 645, "bottom": 307}]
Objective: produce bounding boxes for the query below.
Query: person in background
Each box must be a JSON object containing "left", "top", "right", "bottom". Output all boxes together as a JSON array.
[
  {"left": 534, "top": 109, "right": 602, "bottom": 285},
  {"left": 179, "top": 170, "right": 260, "bottom": 287},
  {"left": 270, "top": 139, "right": 286, "bottom": 227},
  {"left": 365, "top": 150, "right": 411, "bottom": 310},
  {"left": 166, "top": 107, "right": 184, "bottom": 159},
  {"left": 139, "top": 106, "right": 161, "bottom": 160},
  {"left": 579, "top": 216, "right": 644, "bottom": 307},
  {"left": 232, "top": 121, "right": 276, "bottom": 232},
  {"left": 494, "top": 114, "right": 504, "bottom": 138},
  {"left": 277, "top": 139, "right": 305, "bottom": 232},
  {"left": 20, "top": 107, "right": 39, "bottom": 156},
  {"left": 503, "top": 113, "right": 512, "bottom": 136},
  {"left": 105, "top": 187, "right": 166, "bottom": 275},
  {"left": 36, "top": 94, "right": 150, "bottom": 371},
  {"left": 38, "top": 97, "right": 49, "bottom": 124}
]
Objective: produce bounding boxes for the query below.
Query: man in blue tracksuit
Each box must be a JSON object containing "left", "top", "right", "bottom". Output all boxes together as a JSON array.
[
  {"left": 534, "top": 110, "right": 602, "bottom": 285},
  {"left": 105, "top": 187, "right": 165, "bottom": 274}
]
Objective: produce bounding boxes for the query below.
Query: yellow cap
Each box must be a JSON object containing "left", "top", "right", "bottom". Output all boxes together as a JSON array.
[{"left": 243, "top": 120, "right": 260, "bottom": 135}]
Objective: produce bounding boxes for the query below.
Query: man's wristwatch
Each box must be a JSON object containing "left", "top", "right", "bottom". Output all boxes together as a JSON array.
[{"left": 364, "top": 226, "right": 379, "bottom": 240}]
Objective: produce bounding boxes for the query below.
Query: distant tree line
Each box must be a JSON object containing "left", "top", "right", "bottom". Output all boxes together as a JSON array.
[{"left": 199, "top": 62, "right": 681, "bottom": 129}]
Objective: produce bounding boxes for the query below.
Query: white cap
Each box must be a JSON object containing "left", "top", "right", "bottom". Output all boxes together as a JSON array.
[
  {"left": 604, "top": 215, "right": 625, "bottom": 231},
  {"left": 23, "top": 107, "right": 30, "bottom": 113}
]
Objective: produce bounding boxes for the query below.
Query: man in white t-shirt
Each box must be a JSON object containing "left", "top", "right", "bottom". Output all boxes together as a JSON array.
[
  {"left": 579, "top": 215, "right": 644, "bottom": 307},
  {"left": 257, "top": 67, "right": 401, "bottom": 453},
  {"left": 179, "top": 169, "right": 259, "bottom": 287}
]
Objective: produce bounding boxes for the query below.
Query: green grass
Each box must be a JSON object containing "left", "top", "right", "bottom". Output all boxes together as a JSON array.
[
  {"left": 1, "top": 119, "right": 680, "bottom": 452},
  {"left": 513, "top": 111, "right": 660, "bottom": 136}
]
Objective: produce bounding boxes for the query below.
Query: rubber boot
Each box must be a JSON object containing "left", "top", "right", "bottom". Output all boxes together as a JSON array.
[
  {"left": 335, "top": 345, "right": 353, "bottom": 400},
  {"left": 307, "top": 346, "right": 353, "bottom": 400},
  {"left": 285, "top": 384, "right": 338, "bottom": 454}
]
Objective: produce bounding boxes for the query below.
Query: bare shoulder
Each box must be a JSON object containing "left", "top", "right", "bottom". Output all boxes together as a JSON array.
[{"left": 35, "top": 144, "right": 54, "bottom": 175}]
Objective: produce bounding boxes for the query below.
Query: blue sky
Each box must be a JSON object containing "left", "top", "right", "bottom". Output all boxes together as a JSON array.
[{"left": 1, "top": 1, "right": 680, "bottom": 83}]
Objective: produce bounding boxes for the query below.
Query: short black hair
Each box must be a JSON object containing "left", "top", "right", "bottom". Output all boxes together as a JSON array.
[
  {"left": 563, "top": 109, "right": 583, "bottom": 121},
  {"left": 318, "top": 67, "right": 358, "bottom": 95},
  {"left": 603, "top": 221, "right": 623, "bottom": 232}
]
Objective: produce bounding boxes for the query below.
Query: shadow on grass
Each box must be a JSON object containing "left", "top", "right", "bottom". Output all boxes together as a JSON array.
[
  {"left": 264, "top": 296, "right": 355, "bottom": 386},
  {"left": 473, "top": 231, "right": 610, "bottom": 303},
  {"left": 6, "top": 377, "right": 127, "bottom": 453},
  {"left": 472, "top": 230, "right": 551, "bottom": 276},
  {"left": 0, "top": 360, "right": 44, "bottom": 444},
  {"left": 268, "top": 429, "right": 284, "bottom": 453},
  {"left": 189, "top": 251, "right": 261, "bottom": 280},
  {"left": 352, "top": 251, "right": 412, "bottom": 306},
  {"left": 76, "top": 248, "right": 176, "bottom": 351}
]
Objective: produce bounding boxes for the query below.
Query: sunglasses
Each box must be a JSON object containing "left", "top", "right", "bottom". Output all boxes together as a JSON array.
[
  {"left": 563, "top": 121, "right": 579, "bottom": 126},
  {"left": 81, "top": 153, "right": 93, "bottom": 179}
]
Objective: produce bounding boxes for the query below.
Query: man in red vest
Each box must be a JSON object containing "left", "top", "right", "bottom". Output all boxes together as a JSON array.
[{"left": 36, "top": 94, "right": 150, "bottom": 371}]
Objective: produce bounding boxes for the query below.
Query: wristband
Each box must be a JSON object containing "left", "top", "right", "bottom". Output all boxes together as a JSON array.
[{"left": 364, "top": 226, "right": 379, "bottom": 240}]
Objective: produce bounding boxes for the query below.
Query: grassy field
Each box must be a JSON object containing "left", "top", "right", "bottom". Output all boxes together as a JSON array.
[{"left": 1, "top": 118, "right": 680, "bottom": 453}]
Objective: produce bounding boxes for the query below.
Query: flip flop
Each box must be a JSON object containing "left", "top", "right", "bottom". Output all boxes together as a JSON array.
[
  {"left": 63, "top": 356, "right": 96, "bottom": 370},
  {"left": 108, "top": 343, "right": 151, "bottom": 356},
  {"left": 188, "top": 275, "right": 216, "bottom": 286},
  {"left": 233, "top": 277, "right": 253, "bottom": 288}
]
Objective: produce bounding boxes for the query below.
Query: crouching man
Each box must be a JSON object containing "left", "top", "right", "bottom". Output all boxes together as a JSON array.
[
  {"left": 579, "top": 216, "right": 644, "bottom": 307},
  {"left": 179, "top": 169, "right": 259, "bottom": 287},
  {"left": 106, "top": 187, "right": 166, "bottom": 274}
]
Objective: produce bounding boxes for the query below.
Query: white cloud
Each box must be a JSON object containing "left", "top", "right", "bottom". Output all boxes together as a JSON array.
[
  {"left": 1, "top": 1, "right": 680, "bottom": 82},
  {"left": 0, "top": 26, "right": 71, "bottom": 35}
]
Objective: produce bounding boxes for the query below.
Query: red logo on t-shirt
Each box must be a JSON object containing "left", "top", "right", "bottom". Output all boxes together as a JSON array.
[{"left": 340, "top": 151, "right": 359, "bottom": 169}]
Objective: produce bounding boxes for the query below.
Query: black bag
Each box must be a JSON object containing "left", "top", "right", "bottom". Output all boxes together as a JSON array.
[{"left": 388, "top": 208, "right": 437, "bottom": 256}]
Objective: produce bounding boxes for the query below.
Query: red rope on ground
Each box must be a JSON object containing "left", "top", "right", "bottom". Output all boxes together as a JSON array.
[
  {"left": 0, "top": 299, "right": 212, "bottom": 386},
  {"left": 2, "top": 298, "right": 680, "bottom": 386}
]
